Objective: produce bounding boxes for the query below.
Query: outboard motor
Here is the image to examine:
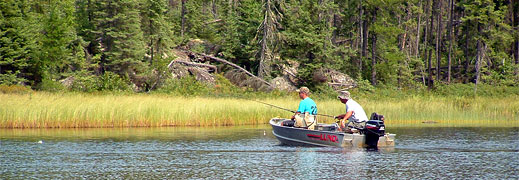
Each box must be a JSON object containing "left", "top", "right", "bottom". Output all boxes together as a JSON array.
[{"left": 364, "top": 113, "right": 386, "bottom": 148}]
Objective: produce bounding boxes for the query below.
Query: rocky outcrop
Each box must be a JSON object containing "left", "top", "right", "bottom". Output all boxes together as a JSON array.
[
  {"left": 320, "top": 68, "right": 357, "bottom": 90},
  {"left": 167, "top": 48, "right": 356, "bottom": 92},
  {"left": 278, "top": 61, "right": 357, "bottom": 91},
  {"left": 168, "top": 49, "right": 216, "bottom": 85},
  {"left": 188, "top": 67, "right": 215, "bottom": 85},
  {"left": 60, "top": 76, "right": 75, "bottom": 88},
  {"left": 169, "top": 63, "right": 190, "bottom": 79},
  {"left": 270, "top": 76, "right": 297, "bottom": 91},
  {"left": 224, "top": 69, "right": 273, "bottom": 91}
]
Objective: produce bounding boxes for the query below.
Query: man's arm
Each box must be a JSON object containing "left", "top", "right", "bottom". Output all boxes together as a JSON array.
[{"left": 340, "top": 111, "right": 353, "bottom": 129}]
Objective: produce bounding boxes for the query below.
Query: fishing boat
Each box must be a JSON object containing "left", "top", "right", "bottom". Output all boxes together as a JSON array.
[{"left": 270, "top": 118, "right": 395, "bottom": 148}]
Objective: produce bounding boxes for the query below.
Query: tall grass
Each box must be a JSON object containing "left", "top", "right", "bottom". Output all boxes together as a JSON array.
[{"left": 0, "top": 92, "right": 518, "bottom": 128}]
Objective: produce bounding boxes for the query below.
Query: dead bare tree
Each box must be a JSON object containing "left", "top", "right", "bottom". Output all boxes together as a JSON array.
[{"left": 256, "top": 0, "right": 283, "bottom": 79}]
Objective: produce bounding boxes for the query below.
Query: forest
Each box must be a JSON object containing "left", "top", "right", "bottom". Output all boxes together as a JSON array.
[{"left": 1, "top": 0, "right": 518, "bottom": 93}]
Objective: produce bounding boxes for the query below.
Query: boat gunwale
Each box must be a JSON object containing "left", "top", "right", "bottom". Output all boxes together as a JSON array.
[{"left": 269, "top": 118, "right": 345, "bottom": 135}]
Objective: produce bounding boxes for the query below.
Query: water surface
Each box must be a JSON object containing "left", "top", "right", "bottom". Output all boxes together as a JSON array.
[{"left": 1, "top": 126, "right": 518, "bottom": 179}]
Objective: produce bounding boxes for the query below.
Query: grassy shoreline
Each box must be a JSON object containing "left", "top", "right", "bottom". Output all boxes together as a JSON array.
[{"left": 1, "top": 92, "right": 518, "bottom": 128}]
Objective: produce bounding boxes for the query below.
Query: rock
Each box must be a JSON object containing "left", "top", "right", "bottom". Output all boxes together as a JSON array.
[
  {"left": 188, "top": 67, "right": 215, "bottom": 85},
  {"left": 59, "top": 76, "right": 75, "bottom": 88},
  {"left": 280, "top": 60, "right": 299, "bottom": 85},
  {"left": 270, "top": 76, "right": 297, "bottom": 91},
  {"left": 322, "top": 68, "right": 357, "bottom": 90},
  {"left": 278, "top": 60, "right": 357, "bottom": 91},
  {"left": 224, "top": 69, "right": 273, "bottom": 91},
  {"left": 169, "top": 63, "right": 190, "bottom": 79}
]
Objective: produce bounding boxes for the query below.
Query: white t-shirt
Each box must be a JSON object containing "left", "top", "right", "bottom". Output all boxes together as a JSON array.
[{"left": 345, "top": 99, "right": 368, "bottom": 122}]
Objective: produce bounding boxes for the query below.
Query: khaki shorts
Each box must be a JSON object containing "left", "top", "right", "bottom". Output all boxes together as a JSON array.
[
  {"left": 294, "top": 113, "right": 316, "bottom": 130},
  {"left": 344, "top": 121, "right": 366, "bottom": 133}
]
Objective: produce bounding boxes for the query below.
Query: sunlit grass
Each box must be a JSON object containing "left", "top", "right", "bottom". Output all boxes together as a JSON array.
[{"left": 0, "top": 92, "right": 518, "bottom": 128}]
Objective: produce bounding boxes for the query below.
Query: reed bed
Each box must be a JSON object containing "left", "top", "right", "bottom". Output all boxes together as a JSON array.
[{"left": 0, "top": 92, "right": 518, "bottom": 128}]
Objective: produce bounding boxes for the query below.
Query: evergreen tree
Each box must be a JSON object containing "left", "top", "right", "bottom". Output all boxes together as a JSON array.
[
  {"left": 39, "top": 0, "right": 81, "bottom": 80},
  {"left": 256, "top": 0, "right": 283, "bottom": 79},
  {"left": 93, "top": 0, "right": 146, "bottom": 75},
  {"left": 0, "top": 0, "right": 39, "bottom": 85},
  {"left": 140, "top": 0, "right": 174, "bottom": 66},
  {"left": 462, "top": 0, "right": 512, "bottom": 92}
]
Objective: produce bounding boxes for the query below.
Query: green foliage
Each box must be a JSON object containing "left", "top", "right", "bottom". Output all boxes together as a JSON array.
[
  {"left": 433, "top": 83, "right": 519, "bottom": 97},
  {"left": 37, "top": 78, "right": 66, "bottom": 92},
  {"left": 356, "top": 79, "right": 376, "bottom": 93},
  {"left": 70, "top": 71, "right": 130, "bottom": 92},
  {"left": 0, "top": 0, "right": 518, "bottom": 95},
  {"left": 92, "top": 0, "right": 145, "bottom": 75},
  {"left": 312, "top": 83, "right": 339, "bottom": 100},
  {"left": 39, "top": 0, "right": 79, "bottom": 76},
  {"left": 156, "top": 76, "right": 211, "bottom": 96},
  {"left": 0, "top": 0, "right": 38, "bottom": 85},
  {"left": 97, "top": 72, "right": 132, "bottom": 92},
  {"left": 68, "top": 70, "right": 94, "bottom": 92},
  {"left": 0, "top": 71, "right": 27, "bottom": 85},
  {"left": 482, "top": 61, "right": 519, "bottom": 86}
]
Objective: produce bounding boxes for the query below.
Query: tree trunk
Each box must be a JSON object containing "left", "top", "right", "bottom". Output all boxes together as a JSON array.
[
  {"left": 416, "top": 0, "right": 422, "bottom": 58},
  {"left": 463, "top": 20, "right": 470, "bottom": 82},
  {"left": 423, "top": 0, "right": 430, "bottom": 60},
  {"left": 514, "top": 0, "right": 519, "bottom": 74},
  {"left": 362, "top": 6, "right": 368, "bottom": 65},
  {"left": 436, "top": 0, "right": 443, "bottom": 82},
  {"left": 358, "top": 0, "right": 364, "bottom": 78},
  {"left": 371, "top": 34, "right": 377, "bottom": 86},
  {"left": 181, "top": 0, "right": 187, "bottom": 37},
  {"left": 428, "top": 0, "right": 435, "bottom": 89},
  {"left": 258, "top": 0, "right": 281, "bottom": 79},
  {"left": 417, "top": 0, "right": 426, "bottom": 85},
  {"left": 212, "top": 0, "right": 218, "bottom": 19},
  {"left": 149, "top": 18, "right": 154, "bottom": 65},
  {"left": 447, "top": 0, "right": 454, "bottom": 83},
  {"left": 332, "top": 14, "right": 338, "bottom": 45},
  {"left": 474, "top": 23, "right": 482, "bottom": 93},
  {"left": 168, "top": 60, "right": 217, "bottom": 72},
  {"left": 371, "top": 8, "right": 378, "bottom": 86}
]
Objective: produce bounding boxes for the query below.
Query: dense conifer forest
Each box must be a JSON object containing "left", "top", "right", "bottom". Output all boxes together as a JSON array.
[{"left": 1, "top": 0, "right": 518, "bottom": 93}]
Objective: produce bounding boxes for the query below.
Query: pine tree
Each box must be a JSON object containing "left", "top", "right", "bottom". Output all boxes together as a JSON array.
[
  {"left": 462, "top": 0, "right": 512, "bottom": 92},
  {"left": 0, "top": 0, "right": 38, "bottom": 85},
  {"left": 140, "top": 0, "right": 173, "bottom": 66},
  {"left": 256, "top": 0, "right": 283, "bottom": 79},
  {"left": 39, "top": 0, "right": 81, "bottom": 80},
  {"left": 93, "top": 0, "right": 146, "bottom": 75}
]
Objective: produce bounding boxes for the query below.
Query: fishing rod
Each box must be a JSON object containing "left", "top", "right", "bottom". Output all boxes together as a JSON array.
[{"left": 251, "top": 99, "right": 336, "bottom": 118}]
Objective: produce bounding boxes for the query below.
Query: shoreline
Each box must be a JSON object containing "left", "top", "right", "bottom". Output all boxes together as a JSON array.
[{"left": 1, "top": 92, "right": 518, "bottom": 128}]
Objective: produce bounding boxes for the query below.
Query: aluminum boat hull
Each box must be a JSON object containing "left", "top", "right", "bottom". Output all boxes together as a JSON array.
[{"left": 270, "top": 118, "right": 395, "bottom": 147}]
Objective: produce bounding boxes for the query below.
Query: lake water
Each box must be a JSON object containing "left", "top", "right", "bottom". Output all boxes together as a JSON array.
[{"left": 1, "top": 126, "right": 518, "bottom": 179}]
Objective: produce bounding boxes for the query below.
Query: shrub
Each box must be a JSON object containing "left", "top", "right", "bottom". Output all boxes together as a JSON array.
[
  {"left": 37, "top": 78, "right": 65, "bottom": 92},
  {"left": 156, "top": 76, "right": 211, "bottom": 96},
  {"left": 0, "top": 84, "right": 32, "bottom": 94},
  {"left": 0, "top": 71, "right": 27, "bottom": 86},
  {"left": 97, "top": 72, "right": 132, "bottom": 92},
  {"left": 70, "top": 71, "right": 131, "bottom": 92}
]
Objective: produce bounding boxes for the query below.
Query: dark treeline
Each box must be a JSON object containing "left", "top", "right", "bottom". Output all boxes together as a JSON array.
[{"left": 1, "top": 0, "right": 518, "bottom": 92}]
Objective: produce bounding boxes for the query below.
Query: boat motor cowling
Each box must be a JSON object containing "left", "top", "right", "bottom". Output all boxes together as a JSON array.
[
  {"left": 364, "top": 113, "right": 386, "bottom": 148},
  {"left": 365, "top": 120, "right": 385, "bottom": 136}
]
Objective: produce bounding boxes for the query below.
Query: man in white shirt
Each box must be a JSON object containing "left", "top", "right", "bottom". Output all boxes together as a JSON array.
[{"left": 335, "top": 91, "right": 368, "bottom": 132}]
